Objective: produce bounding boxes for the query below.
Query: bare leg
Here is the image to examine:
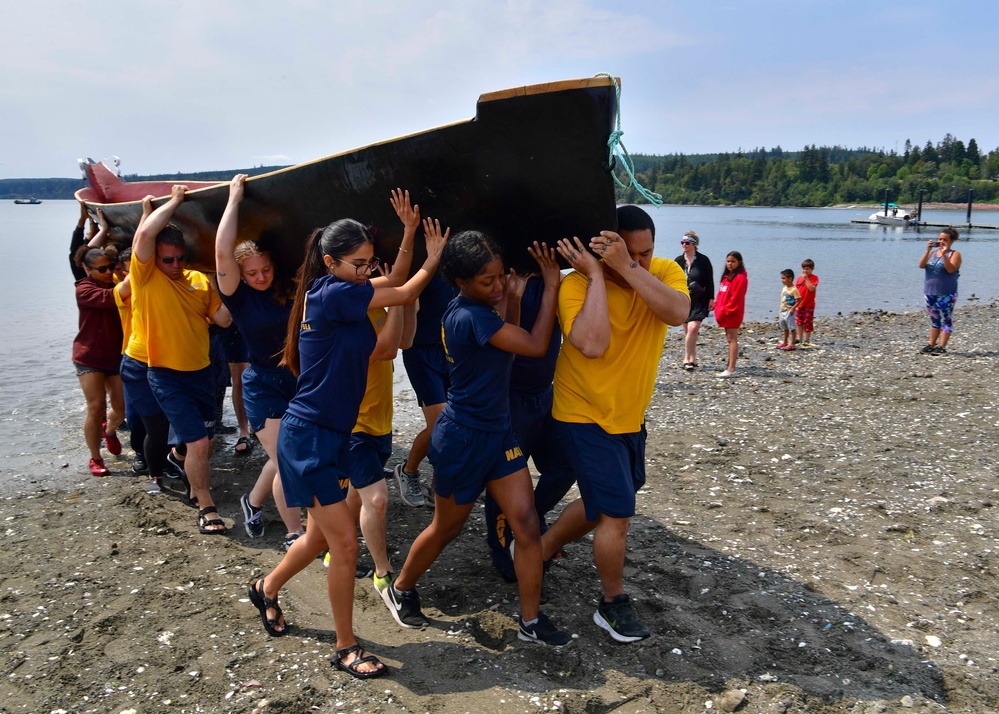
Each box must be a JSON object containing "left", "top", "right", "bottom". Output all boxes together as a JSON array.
[
  {"left": 186, "top": 436, "right": 220, "bottom": 528},
  {"left": 928, "top": 327, "right": 941, "bottom": 347},
  {"left": 593, "top": 514, "right": 631, "bottom": 600},
  {"left": 683, "top": 321, "right": 701, "bottom": 364},
  {"left": 253, "top": 418, "right": 303, "bottom": 533},
  {"left": 725, "top": 327, "right": 740, "bottom": 372},
  {"left": 394, "top": 496, "right": 475, "bottom": 591},
  {"left": 77, "top": 372, "right": 107, "bottom": 460},
  {"left": 229, "top": 362, "right": 250, "bottom": 437},
  {"left": 105, "top": 375, "right": 125, "bottom": 433},
  {"left": 540, "top": 498, "right": 596, "bottom": 561},
  {"left": 487, "top": 469, "right": 542, "bottom": 622},
  {"left": 404, "top": 403, "right": 445, "bottom": 474},
  {"left": 354, "top": 480, "right": 391, "bottom": 577}
]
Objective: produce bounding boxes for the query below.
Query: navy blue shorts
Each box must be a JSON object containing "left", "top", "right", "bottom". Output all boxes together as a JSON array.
[
  {"left": 147, "top": 365, "right": 216, "bottom": 443},
  {"left": 402, "top": 344, "right": 450, "bottom": 407},
  {"left": 346, "top": 432, "right": 392, "bottom": 489},
  {"left": 120, "top": 355, "right": 164, "bottom": 419},
  {"left": 242, "top": 363, "right": 297, "bottom": 433},
  {"left": 554, "top": 420, "right": 646, "bottom": 521},
  {"left": 277, "top": 414, "right": 350, "bottom": 508},
  {"left": 428, "top": 413, "right": 527, "bottom": 505}
]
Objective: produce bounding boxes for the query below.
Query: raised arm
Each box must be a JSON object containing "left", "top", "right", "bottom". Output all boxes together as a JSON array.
[
  {"left": 87, "top": 208, "right": 111, "bottom": 248},
  {"left": 215, "top": 174, "right": 247, "bottom": 296},
  {"left": 487, "top": 243, "right": 560, "bottom": 358},
  {"left": 557, "top": 236, "right": 610, "bottom": 358},
  {"left": 369, "top": 217, "right": 449, "bottom": 309},
  {"left": 372, "top": 188, "right": 420, "bottom": 288},
  {"left": 595, "top": 231, "right": 689, "bottom": 326},
  {"left": 133, "top": 185, "right": 187, "bottom": 262},
  {"left": 370, "top": 306, "right": 406, "bottom": 361}
]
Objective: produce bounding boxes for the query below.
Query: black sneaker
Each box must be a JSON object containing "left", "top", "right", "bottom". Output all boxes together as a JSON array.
[
  {"left": 355, "top": 560, "right": 375, "bottom": 579},
  {"left": 593, "top": 594, "right": 651, "bottom": 643},
  {"left": 240, "top": 493, "right": 265, "bottom": 538},
  {"left": 131, "top": 454, "right": 148, "bottom": 475},
  {"left": 920, "top": 344, "right": 936, "bottom": 354},
  {"left": 163, "top": 451, "right": 185, "bottom": 479},
  {"left": 933, "top": 346, "right": 947, "bottom": 355},
  {"left": 519, "top": 611, "right": 570, "bottom": 645},
  {"left": 381, "top": 583, "right": 428, "bottom": 629}
]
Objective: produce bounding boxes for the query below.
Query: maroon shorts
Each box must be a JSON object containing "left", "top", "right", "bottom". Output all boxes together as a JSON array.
[{"left": 797, "top": 305, "right": 815, "bottom": 333}]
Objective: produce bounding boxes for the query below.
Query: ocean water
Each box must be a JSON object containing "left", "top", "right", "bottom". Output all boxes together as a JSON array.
[{"left": 2, "top": 200, "right": 997, "bottom": 490}]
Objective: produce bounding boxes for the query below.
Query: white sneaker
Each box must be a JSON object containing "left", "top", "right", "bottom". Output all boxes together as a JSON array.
[
  {"left": 393, "top": 464, "right": 426, "bottom": 507},
  {"left": 716, "top": 370, "right": 735, "bottom": 378}
]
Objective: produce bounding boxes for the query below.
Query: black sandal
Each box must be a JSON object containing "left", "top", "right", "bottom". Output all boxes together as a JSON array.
[
  {"left": 180, "top": 473, "right": 198, "bottom": 508},
  {"left": 333, "top": 643, "right": 387, "bottom": 679},
  {"left": 197, "top": 507, "right": 227, "bottom": 535},
  {"left": 234, "top": 436, "right": 254, "bottom": 456},
  {"left": 248, "top": 578, "right": 288, "bottom": 636}
]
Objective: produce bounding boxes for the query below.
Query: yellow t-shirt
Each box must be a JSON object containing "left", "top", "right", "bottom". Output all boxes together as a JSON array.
[
  {"left": 353, "top": 307, "right": 393, "bottom": 437},
  {"left": 126, "top": 253, "right": 221, "bottom": 371},
  {"left": 552, "top": 257, "right": 689, "bottom": 433},
  {"left": 113, "top": 284, "right": 132, "bottom": 355}
]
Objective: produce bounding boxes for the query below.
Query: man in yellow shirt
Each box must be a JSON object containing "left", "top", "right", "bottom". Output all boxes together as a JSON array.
[
  {"left": 544, "top": 205, "right": 689, "bottom": 643},
  {"left": 130, "top": 185, "right": 231, "bottom": 534}
]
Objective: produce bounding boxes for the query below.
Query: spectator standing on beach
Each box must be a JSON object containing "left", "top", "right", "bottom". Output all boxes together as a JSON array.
[
  {"left": 247, "top": 215, "right": 444, "bottom": 680},
  {"left": 794, "top": 258, "right": 819, "bottom": 346},
  {"left": 126, "top": 185, "right": 232, "bottom": 533},
  {"left": 713, "top": 251, "right": 748, "bottom": 378},
  {"left": 918, "top": 228, "right": 962, "bottom": 355},
  {"left": 73, "top": 244, "right": 125, "bottom": 476},
  {"left": 381, "top": 231, "right": 570, "bottom": 646},
  {"left": 674, "top": 229, "right": 714, "bottom": 371},
  {"left": 776, "top": 269, "right": 801, "bottom": 351},
  {"left": 393, "top": 273, "right": 457, "bottom": 507},
  {"left": 538, "top": 205, "right": 689, "bottom": 643}
]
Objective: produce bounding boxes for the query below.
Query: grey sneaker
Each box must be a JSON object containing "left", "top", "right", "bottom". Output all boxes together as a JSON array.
[
  {"left": 145, "top": 477, "right": 162, "bottom": 495},
  {"left": 282, "top": 530, "right": 305, "bottom": 551},
  {"left": 393, "top": 464, "right": 425, "bottom": 507},
  {"left": 382, "top": 583, "right": 428, "bottom": 629},
  {"left": 519, "top": 611, "right": 570, "bottom": 645},
  {"left": 593, "top": 594, "right": 651, "bottom": 643},
  {"left": 240, "top": 493, "right": 265, "bottom": 538}
]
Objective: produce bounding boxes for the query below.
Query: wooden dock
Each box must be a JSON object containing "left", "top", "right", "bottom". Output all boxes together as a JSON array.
[{"left": 851, "top": 219, "right": 998, "bottom": 230}]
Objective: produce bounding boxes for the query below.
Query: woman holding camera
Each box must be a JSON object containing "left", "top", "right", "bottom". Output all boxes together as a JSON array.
[{"left": 918, "top": 228, "right": 962, "bottom": 355}]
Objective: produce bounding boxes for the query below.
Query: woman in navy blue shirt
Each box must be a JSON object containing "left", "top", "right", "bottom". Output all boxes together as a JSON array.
[{"left": 381, "top": 231, "right": 570, "bottom": 646}]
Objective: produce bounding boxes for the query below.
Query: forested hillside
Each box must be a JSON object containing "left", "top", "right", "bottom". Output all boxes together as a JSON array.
[{"left": 615, "top": 135, "right": 999, "bottom": 206}]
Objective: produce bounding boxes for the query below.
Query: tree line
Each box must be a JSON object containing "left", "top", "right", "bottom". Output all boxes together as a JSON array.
[{"left": 615, "top": 134, "right": 999, "bottom": 206}]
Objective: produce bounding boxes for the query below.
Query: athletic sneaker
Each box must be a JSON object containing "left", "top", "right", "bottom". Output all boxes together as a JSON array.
[
  {"left": 716, "top": 370, "right": 735, "bottom": 378},
  {"left": 920, "top": 344, "right": 937, "bottom": 354},
  {"left": 163, "top": 451, "right": 185, "bottom": 479},
  {"left": 355, "top": 561, "right": 375, "bottom": 579},
  {"left": 492, "top": 548, "right": 518, "bottom": 583},
  {"left": 282, "top": 530, "right": 305, "bottom": 551},
  {"left": 131, "top": 455, "right": 148, "bottom": 475},
  {"left": 593, "top": 593, "right": 651, "bottom": 643},
  {"left": 102, "top": 422, "right": 122, "bottom": 456},
  {"left": 382, "top": 583, "right": 428, "bottom": 629},
  {"left": 519, "top": 612, "right": 570, "bottom": 646},
  {"left": 393, "top": 464, "right": 425, "bottom": 507},
  {"left": 240, "top": 493, "right": 265, "bottom": 538},
  {"left": 145, "top": 477, "right": 162, "bottom": 495},
  {"left": 89, "top": 457, "right": 110, "bottom": 477},
  {"left": 372, "top": 570, "right": 396, "bottom": 597},
  {"left": 933, "top": 346, "right": 947, "bottom": 355}
]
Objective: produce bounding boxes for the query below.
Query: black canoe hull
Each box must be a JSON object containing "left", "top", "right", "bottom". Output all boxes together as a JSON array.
[{"left": 76, "top": 77, "right": 619, "bottom": 275}]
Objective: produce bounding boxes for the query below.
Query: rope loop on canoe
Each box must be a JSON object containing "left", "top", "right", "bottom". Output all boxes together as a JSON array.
[{"left": 595, "top": 73, "right": 663, "bottom": 207}]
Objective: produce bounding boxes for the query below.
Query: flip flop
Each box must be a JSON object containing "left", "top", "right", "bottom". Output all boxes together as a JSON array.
[
  {"left": 333, "top": 643, "right": 387, "bottom": 679},
  {"left": 247, "top": 578, "right": 288, "bottom": 636},
  {"left": 234, "top": 436, "right": 254, "bottom": 456}
]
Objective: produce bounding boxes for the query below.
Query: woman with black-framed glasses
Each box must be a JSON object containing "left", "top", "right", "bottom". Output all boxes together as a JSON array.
[
  {"left": 674, "top": 230, "right": 714, "bottom": 371},
  {"left": 72, "top": 244, "right": 125, "bottom": 476}
]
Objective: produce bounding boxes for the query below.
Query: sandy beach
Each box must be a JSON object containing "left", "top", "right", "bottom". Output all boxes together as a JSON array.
[{"left": 1, "top": 303, "right": 997, "bottom": 714}]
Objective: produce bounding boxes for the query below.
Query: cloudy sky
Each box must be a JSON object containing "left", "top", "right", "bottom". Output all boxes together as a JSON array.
[{"left": 2, "top": 0, "right": 997, "bottom": 179}]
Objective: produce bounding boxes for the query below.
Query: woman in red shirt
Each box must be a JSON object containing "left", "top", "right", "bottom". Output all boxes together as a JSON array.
[
  {"left": 73, "top": 246, "right": 125, "bottom": 475},
  {"left": 713, "top": 251, "right": 748, "bottom": 378}
]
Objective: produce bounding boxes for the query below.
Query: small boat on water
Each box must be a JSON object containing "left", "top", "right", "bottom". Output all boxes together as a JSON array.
[
  {"left": 76, "top": 76, "right": 620, "bottom": 274},
  {"left": 13, "top": 197, "right": 42, "bottom": 205},
  {"left": 868, "top": 203, "right": 918, "bottom": 226}
]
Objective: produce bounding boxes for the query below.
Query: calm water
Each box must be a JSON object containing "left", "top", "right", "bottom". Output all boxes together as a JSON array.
[{"left": 2, "top": 200, "right": 997, "bottom": 488}]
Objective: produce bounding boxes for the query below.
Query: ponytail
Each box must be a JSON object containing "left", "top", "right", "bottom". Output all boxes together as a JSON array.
[{"left": 281, "top": 228, "right": 326, "bottom": 377}]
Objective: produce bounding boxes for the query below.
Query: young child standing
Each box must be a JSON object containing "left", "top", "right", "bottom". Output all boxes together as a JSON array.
[
  {"left": 795, "top": 259, "right": 819, "bottom": 346},
  {"left": 777, "top": 269, "right": 800, "bottom": 351}
]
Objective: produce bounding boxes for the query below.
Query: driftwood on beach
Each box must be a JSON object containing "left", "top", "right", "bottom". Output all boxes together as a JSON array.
[{"left": 75, "top": 77, "right": 620, "bottom": 274}]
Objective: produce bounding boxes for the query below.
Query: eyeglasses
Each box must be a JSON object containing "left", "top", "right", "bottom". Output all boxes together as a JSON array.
[
  {"left": 159, "top": 255, "right": 187, "bottom": 265},
  {"left": 90, "top": 264, "right": 115, "bottom": 273},
  {"left": 336, "top": 257, "right": 380, "bottom": 276}
]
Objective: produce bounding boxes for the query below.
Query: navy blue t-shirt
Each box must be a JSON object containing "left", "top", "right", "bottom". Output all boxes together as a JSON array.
[
  {"left": 411, "top": 275, "right": 458, "bottom": 347},
  {"left": 220, "top": 281, "right": 292, "bottom": 368},
  {"left": 284, "top": 275, "right": 376, "bottom": 432},
  {"left": 509, "top": 276, "right": 561, "bottom": 393},
  {"left": 441, "top": 296, "right": 512, "bottom": 432}
]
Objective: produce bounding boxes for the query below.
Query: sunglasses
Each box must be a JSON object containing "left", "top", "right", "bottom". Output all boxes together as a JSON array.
[
  {"left": 159, "top": 256, "right": 188, "bottom": 265},
  {"left": 90, "top": 264, "right": 115, "bottom": 273},
  {"left": 681, "top": 240, "right": 696, "bottom": 245}
]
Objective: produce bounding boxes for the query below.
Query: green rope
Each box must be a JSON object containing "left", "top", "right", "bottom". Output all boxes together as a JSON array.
[{"left": 594, "top": 73, "right": 663, "bottom": 207}]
